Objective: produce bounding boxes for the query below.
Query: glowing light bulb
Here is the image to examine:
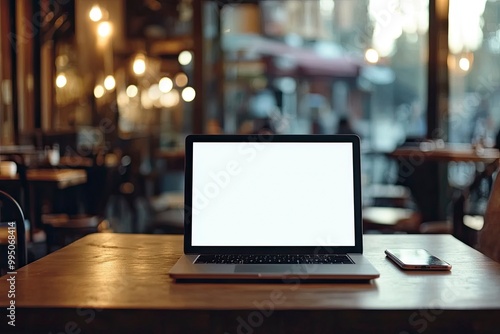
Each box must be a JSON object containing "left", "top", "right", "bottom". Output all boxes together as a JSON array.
[
  {"left": 133, "top": 57, "right": 146, "bottom": 76},
  {"left": 459, "top": 57, "right": 470, "bottom": 71},
  {"left": 178, "top": 51, "right": 193, "bottom": 66},
  {"left": 94, "top": 85, "right": 105, "bottom": 98},
  {"left": 182, "top": 87, "right": 196, "bottom": 102},
  {"left": 104, "top": 75, "right": 115, "bottom": 90},
  {"left": 97, "top": 21, "right": 112, "bottom": 38},
  {"left": 365, "top": 48, "right": 379, "bottom": 64},
  {"left": 159, "top": 77, "right": 173, "bottom": 93},
  {"left": 56, "top": 74, "right": 67, "bottom": 88},
  {"left": 89, "top": 5, "right": 103, "bottom": 22},
  {"left": 126, "top": 85, "right": 138, "bottom": 98},
  {"left": 175, "top": 73, "right": 188, "bottom": 87}
]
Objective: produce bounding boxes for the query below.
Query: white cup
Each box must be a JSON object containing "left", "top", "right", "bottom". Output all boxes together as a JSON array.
[
  {"left": 48, "top": 148, "right": 60, "bottom": 166},
  {"left": 45, "top": 143, "right": 60, "bottom": 166}
]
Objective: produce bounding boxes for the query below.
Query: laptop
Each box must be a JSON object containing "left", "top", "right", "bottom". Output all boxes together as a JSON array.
[{"left": 169, "top": 134, "right": 379, "bottom": 281}]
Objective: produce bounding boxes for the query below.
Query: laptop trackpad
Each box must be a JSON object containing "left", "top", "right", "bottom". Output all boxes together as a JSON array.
[{"left": 235, "top": 264, "right": 307, "bottom": 274}]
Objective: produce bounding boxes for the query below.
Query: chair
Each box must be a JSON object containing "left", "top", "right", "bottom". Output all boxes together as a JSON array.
[
  {"left": 443, "top": 161, "right": 498, "bottom": 248},
  {"left": 141, "top": 150, "right": 184, "bottom": 234},
  {"left": 477, "top": 166, "right": 500, "bottom": 262},
  {"left": 362, "top": 184, "right": 422, "bottom": 233},
  {"left": 114, "top": 136, "right": 185, "bottom": 235},
  {"left": 1, "top": 152, "right": 99, "bottom": 253},
  {"left": 0, "top": 154, "right": 32, "bottom": 240},
  {"left": 0, "top": 190, "right": 28, "bottom": 273},
  {"left": 121, "top": 158, "right": 184, "bottom": 235},
  {"left": 41, "top": 161, "right": 113, "bottom": 253},
  {"left": 144, "top": 192, "right": 184, "bottom": 234}
]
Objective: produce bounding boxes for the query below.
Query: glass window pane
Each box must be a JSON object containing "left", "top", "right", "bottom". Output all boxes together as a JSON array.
[
  {"left": 205, "top": 0, "right": 428, "bottom": 183},
  {"left": 448, "top": 0, "right": 500, "bottom": 148},
  {"left": 206, "top": 1, "right": 428, "bottom": 143}
]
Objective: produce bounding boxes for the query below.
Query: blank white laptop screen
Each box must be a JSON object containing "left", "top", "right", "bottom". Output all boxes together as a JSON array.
[{"left": 191, "top": 142, "right": 355, "bottom": 247}]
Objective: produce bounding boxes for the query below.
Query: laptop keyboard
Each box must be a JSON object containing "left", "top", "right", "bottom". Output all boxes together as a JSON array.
[{"left": 195, "top": 254, "right": 353, "bottom": 264}]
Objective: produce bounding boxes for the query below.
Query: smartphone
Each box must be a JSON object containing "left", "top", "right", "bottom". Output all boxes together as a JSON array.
[{"left": 385, "top": 249, "right": 452, "bottom": 271}]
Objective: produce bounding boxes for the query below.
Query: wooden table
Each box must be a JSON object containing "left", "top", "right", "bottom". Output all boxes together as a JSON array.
[
  {"left": 0, "top": 169, "right": 87, "bottom": 189},
  {"left": 388, "top": 145, "right": 500, "bottom": 222},
  {"left": 1, "top": 233, "right": 499, "bottom": 333},
  {"left": 0, "top": 145, "right": 37, "bottom": 155},
  {"left": 0, "top": 169, "right": 88, "bottom": 239},
  {"left": 58, "top": 156, "right": 95, "bottom": 168},
  {"left": 390, "top": 145, "right": 500, "bottom": 163}
]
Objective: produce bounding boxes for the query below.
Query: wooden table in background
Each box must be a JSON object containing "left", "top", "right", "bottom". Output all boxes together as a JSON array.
[
  {"left": 0, "top": 169, "right": 87, "bottom": 238},
  {"left": 0, "top": 169, "right": 87, "bottom": 189},
  {"left": 1, "top": 233, "right": 499, "bottom": 333},
  {"left": 0, "top": 145, "right": 37, "bottom": 155},
  {"left": 58, "top": 156, "right": 94, "bottom": 168},
  {"left": 388, "top": 145, "right": 500, "bottom": 222},
  {"left": 390, "top": 145, "right": 500, "bottom": 163}
]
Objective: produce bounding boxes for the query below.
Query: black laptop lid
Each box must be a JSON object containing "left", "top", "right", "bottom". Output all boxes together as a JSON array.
[{"left": 184, "top": 134, "right": 363, "bottom": 254}]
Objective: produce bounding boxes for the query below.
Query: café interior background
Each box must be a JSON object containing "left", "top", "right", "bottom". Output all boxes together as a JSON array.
[{"left": 1, "top": 0, "right": 500, "bottom": 218}]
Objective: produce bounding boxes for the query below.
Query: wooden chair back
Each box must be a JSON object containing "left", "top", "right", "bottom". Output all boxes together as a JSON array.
[
  {"left": 477, "top": 169, "right": 500, "bottom": 262},
  {"left": 451, "top": 161, "right": 498, "bottom": 246}
]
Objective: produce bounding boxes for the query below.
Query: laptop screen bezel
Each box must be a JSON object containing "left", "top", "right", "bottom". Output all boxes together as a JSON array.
[{"left": 183, "top": 134, "right": 363, "bottom": 255}]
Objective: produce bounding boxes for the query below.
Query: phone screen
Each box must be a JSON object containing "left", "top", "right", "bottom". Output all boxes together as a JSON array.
[{"left": 385, "top": 249, "right": 452, "bottom": 270}]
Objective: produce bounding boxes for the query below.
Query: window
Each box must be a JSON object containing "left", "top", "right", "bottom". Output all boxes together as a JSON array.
[
  {"left": 448, "top": 0, "right": 500, "bottom": 148},
  {"left": 204, "top": 0, "right": 429, "bottom": 183}
]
